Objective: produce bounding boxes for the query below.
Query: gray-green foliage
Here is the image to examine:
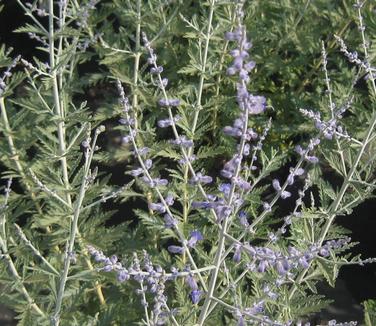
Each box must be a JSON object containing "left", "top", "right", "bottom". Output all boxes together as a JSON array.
[{"left": 0, "top": 0, "right": 375, "bottom": 325}]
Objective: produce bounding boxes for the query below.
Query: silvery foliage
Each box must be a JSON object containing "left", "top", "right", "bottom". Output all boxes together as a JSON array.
[{"left": 0, "top": 0, "right": 375, "bottom": 325}]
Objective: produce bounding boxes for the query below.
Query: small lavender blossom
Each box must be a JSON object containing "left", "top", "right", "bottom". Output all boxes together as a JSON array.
[
  {"left": 306, "top": 155, "right": 319, "bottom": 164},
  {"left": 281, "top": 190, "right": 291, "bottom": 199},
  {"left": 167, "top": 245, "right": 185, "bottom": 254},
  {"left": 157, "top": 118, "right": 173, "bottom": 128},
  {"left": 190, "top": 172, "right": 213, "bottom": 185},
  {"left": 219, "top": 183, "right": 231, "bottom": 196},
  {"left": 223, "top": 126, "right": 242, "bottom": 137},
  {"left": 187, "top": 230, "right": 203, "bottom": 248},
  {"left": 158, "top": 98, "right": 181, "bottom": 107},
  {"left": 137, "top": 147, "right": 150, "bottom": 156},
  {"left": 272, "top": 179, "right": 291, "bottom": 199},
  {"left": 191, "top": 201, "right": 216, "bottom": 209},
  {"left": 164, "top": 214, "right": 177, "bottom": 228},
  {"left": 186, "top": 274, "right": 198, "bottom": 290},
  {"left": 143, "top": 177, "right": 168, "bottom": 188},
  {"left": 122, "top": 135, "right": 132, "bottom": 144},
  {"left": 233, "top": 244, "right": 242, "bottom": 263},
  {"left": 295, "top": 145, "right": 305, "bottom": 156},
  {"left": 145, "top": 159, "right": 153, "bottom": 169},
  {"left": 215, "top": 204, "right": 232, "bottom": 223},
  {"left": 272, "top": 179, "right": 282, "bottom": 191},
  {"left": 243, "top": 143, "right": 250, "bottom": 156},
  {"left": 263, "top": 202, "right": 272, "bottom": 212},
  {"left": 118, "top": 270, "right": 130, "bottom": 282},
  {"left": 169, "top": 136, "right": 193, "bottom": 148},
  {"left": 178, "top": 155, "right": 197, "bottom": 165},
  {"left": 150, "top": 66, "right": 163, "bottom": 74},
  {"left": 248, "top": 95, "right": 266, "bottom": 114},
  {"left": 149, "top": 202, "right": 166, "bottom": 214},
  {"left": 238, "top": 211, "right": 249, "bottom": 227},
  {"left": 165, "top": 194, "right": 174, "bottom": 206},
  {"left": 232, "top": 176, "right": 251, "bottom": 191},
  {"left": 190, "top": 290, "right": 202, "bottom": 304},
  {"left": 130, "top": 168, "right": 143, "bottom": 177}
]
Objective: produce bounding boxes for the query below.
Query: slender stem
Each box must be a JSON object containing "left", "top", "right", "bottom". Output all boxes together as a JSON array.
[
  {"left": 52, "top": 129, "right": 102, "bottom": 325},
  {"left": 182, "top": 0, "right": 215, "bottom": 264},
  {"left": 49, "top": 0, "right": 70, "bottom": 204},
  {"left": 132, "top": 0, "right": 141, "bottom": 131},
  {"left": 197, "top": 67, "right": 250, "bottom": 326},
  {"left": 46, "top": 0, "right": 106, "bottom": 312},
  {"left": 140, "top": 280, "right": 151, "bottom": 326}
]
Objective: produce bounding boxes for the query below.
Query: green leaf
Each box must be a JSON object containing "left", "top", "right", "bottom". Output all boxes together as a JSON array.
[{"left": 316, "top": 257, "right": 339, "bottom": 287}]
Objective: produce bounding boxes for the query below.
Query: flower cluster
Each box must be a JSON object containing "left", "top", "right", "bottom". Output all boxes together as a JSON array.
[
  {"left": 0, "top": 56, "right": 20, "bottom": 97},
  {"left": 233, "top": 237, "right": 351, "bottom": 276}
]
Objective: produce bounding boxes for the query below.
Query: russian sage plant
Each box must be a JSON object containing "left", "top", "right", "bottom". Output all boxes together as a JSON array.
[{"left": 0, "top": 0, "right": 375, "bottom": 325}]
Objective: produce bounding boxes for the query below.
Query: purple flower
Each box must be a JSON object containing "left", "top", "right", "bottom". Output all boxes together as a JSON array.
[
  {"left": 287, "top": 174, "right": 295, "bottom": 185},
  {"left": 130, "top": 168, "right": 143, "bottom": 177},
  {"left": 117, "top": 270, "right": 130, "bottom": 282},
  {"left": 122, "top": 135, "right": 132, "bottom": 144},
  {"left": 165, "top": 194, "right": 174, "bottom": 206},
  {"left": 215, "top": 205, "right": 232, "bottom": 222},
  {"left": 319, "top": 247, "right": 330, "bottom": 257},
  {"left": 154, "top": 178, "right": 168, "bottom": 186},
  {"left": 220, "top": 169, "right": 233, "bottom": 179},
  {"left": 238, "top": 211, "right": 249, "bottom": 227},
  {"left": 236, "top": 315, "right": 245, "bottom": 326},
  {"left": 164, "top": 214, "right": 177, "bottom": 228},
  {"left": 263, "top": 202, "right": 272, "bottom": 212},
  {"left": 281, "top": 190, "right": 292, "bottom": 199},
  {"left": 191, "top": 201, "right": 216, "bottom": 209},
  {"left": 243, "top": 143, "right": 250, "bottom": 156},
  {"left": 295, "top": 145, "right": 305, "bottom": 156},
  {"left": 257, "top": 260, "right": 269, "bottom": 273},
  {"left": 157, "top": 118, "right": 173, "bottom": 128},
  {"left": 225, "top": 29, "right": 242, "bottom": 41},
  {"left": 233, "top": 244, "right": 242, "bottom": 263},
  {"left": 187, "top": 230, "right": 204, "bottom": 248},
  {"left": 227, "top": 67, "right": 237, "bottom": 75},
  {"left": 244, "top": 61, "right": 256, "bottom": 72},
  {"left": 239, "top": 69, "right": 249, "bottom": 81},
  {"left": 142, "top": 177, "right": 168, "bottom": 188},
  {"left": 233, "top": 177, "right": 251, "bottom": 191},
  {"left": 149, "top": 202, "right": 166, "bottom": 213},
  {"left": 137, "top": 147, "right": 150, "bottom": 156},
  {"left": 306, "top": 155, "right": 319, "bottom": 164},
  {"left": 186, "top": 274, "right": 198, "bottom": 290},
  {"left": 248, "top": 95, "right": 266, "bottom": 114},
  {"left": 276, "top": 259, "right": 290, "bottom": 276},
  {"left": 168, "top": 245, "right": 185, "bottom": 254},
  {"left": 150, "top": 66, "right": 163, "bottom": 74},
  {"left": 145, "top": 159, "right": 153, "bottom": 170},
  {"left": 190, "top": 290, "right": 202, "bottom": 304},
  {"left": 190, "top": 172, "right": 212, "bottom": 185},
  {"left": 170, "top": 136, "right": 193, "bottom": 148},
  {"left": 158, "top": 98, "right": 181, "bottom": 107},
  {"left": 272, "top": 179, "right": 281, "bottom": 191},
  {"left": 295, "top": 168, "right": 305, "bottom": 176},
  {"left": 223, "top": 126, "right": 242, "bottom": 137},
  {"left": 298, "top": 256, "right": 310, "bottom": 269}
]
